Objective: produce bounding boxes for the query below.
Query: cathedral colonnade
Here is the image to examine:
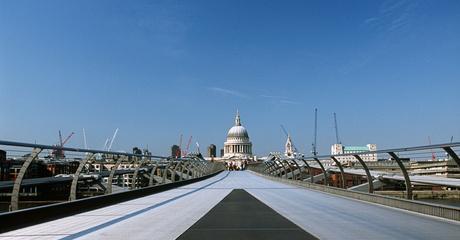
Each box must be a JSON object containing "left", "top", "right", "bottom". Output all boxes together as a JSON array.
[{"left": 225, "top": 144, "right": 252, "bottom": 155}]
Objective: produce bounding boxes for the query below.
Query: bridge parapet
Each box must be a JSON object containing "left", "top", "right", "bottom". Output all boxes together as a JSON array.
[
  {"left": 252, "top": 142, "right": 460, "bottom": 201},
  {"left": 0, "top": 140, "right": 224, "bottom": 212}
]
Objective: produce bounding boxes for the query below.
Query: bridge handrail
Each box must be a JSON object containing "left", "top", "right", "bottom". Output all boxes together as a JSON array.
[
  {"left": 297, "top": 142, "right": 460, "bottom": 161},
  {"left": 0, "top": 140, "right": 168, "bottom": 159},
  {"left": 260, "top": 142, "right": 460, "bottom": 201},
  {"left": 0, "top": 139, "right": 225, "bottom": 212}
]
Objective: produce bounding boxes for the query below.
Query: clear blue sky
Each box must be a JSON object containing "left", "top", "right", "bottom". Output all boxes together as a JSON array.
[{"left": 1, "top": 0, "right": 459, "bottom": 156}]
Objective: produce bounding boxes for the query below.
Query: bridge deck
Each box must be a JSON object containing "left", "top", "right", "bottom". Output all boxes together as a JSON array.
[{"left": 1, "top": 171, "right": 459, "bottom": 240}]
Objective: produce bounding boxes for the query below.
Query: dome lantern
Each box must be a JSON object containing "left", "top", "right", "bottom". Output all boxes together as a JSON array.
[{"left": 235, "top": 109, "right": 241, "bottom": 126}]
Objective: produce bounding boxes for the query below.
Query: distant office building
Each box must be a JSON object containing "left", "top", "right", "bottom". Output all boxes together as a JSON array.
[
  {"left": 331, "top": 144, "right": 377, "bottom": 163},
  {"left": 143, "top": 149, "right": 152, "bottom": 157},
  {"left": 171, "top": 145, "right": 181, "bottom": 158},
  {"left": 220, "top": 149, "right": 224, "bottom": 157},
  {"left": 132, "top": 147, "right": 142, "bottom": 155},
  {"left": 0, "top": 149, "right": 7, "bottom": 181},
  {"left": 208, "top": 144, "right": 217, "bottom": 158}
]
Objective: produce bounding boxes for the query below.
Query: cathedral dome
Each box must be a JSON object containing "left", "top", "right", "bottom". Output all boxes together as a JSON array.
[
  {"left": 223, "top": 110, "right": 253, "bottom": 159},
  {"left": 227, "top": 125, "right": 249, "bottom": 139},
  {"left": 225, "top": 110, "right": 250, "bottom": 141}
]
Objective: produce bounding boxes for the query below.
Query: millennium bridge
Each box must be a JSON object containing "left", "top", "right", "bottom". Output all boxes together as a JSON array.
[{"left": 0, "top": 140, "right": 459, "bottom": 239}]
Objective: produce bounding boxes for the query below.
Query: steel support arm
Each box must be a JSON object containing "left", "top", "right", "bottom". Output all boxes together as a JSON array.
[
  {"left": 267, "top": 161, "right": 277, "bottom": 175},
  {"left": 10, "top": 148, "right": 42, "bottom": 211},
  {"left": 388, "top": 152, "right": 412, "bottom": 199},
  {"left": 162, "top": 161, "right": 173, "bottom": 183},
  {"left": 148, "top": 163, "right": 159, "bottom": 186},
  {"left": 353, "top": 155, "right": 374, "bottom": 193},
  {"left": 106, "top": 155, "right": 126, "bottom": 194},
  {"left": 313, "top": 158, "right": 328, "bottom": 186},
  {"left": 289, "top": 159, "right": 303, "bottom": 181},
  {"left": 131, "top": 156, "right": 148, "bottom": 190},
  {"left": 300, "top": 159, "right": 314, "bottom": 183},
  {"left": 282, "top": 160, "right": 295, "bottom": 179},
  {"left": 330, "top": 156, "right": 346, "bottom": 189},
  {"left": 443, "top": 147, "right": 460, "bottom": 168},
  {"left": 277, "top": 160, "right": 288, "bottom": 178},
  {"left": 70, "top": 153, "right": 96, "bottom": 201}
]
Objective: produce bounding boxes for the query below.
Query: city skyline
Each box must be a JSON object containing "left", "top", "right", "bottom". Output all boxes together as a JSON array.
[{"left": 1, "top": 0, "right": 459, "bottom": 156}]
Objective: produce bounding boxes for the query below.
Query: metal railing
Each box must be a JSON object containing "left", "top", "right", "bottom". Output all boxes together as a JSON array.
[
  {"left": 0, "top": 140, "right": 224, "bottom": 212},
  {"left": 251, "top": 142, "right": 460, "bottom": 200}
]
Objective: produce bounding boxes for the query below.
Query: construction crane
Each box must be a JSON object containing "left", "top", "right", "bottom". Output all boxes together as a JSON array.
[
  {"left": 428, "top": 136, "right": 436, "bottom": 161},
  {"left": 61, "top": 131, "right": 74, "bottom": 146},
  {"left": 102, "top": 138, "right": 110, "bottom": 151},
  {"left": 183, "top": 136, "right": 193, "bottom": 156},
  {"left": 311, "top": 108, "right": 318, "bottom": 156},
  {"left": 107, "top": 128, "right": 119, "bottom": 151},
  {"left": 53, "top": 131, "right": 74, "bottom": 159},
  {"left": 177, "top": 134, "right": 183, "bottom": 158},
  {"left": 82, "top": 128, "right": 88, "bottom": 149},
  {"left": 280, "top": 124, "right": 289, "bottom": 138},
  {"left": 196, "top": 142, "right": 201, "bottom": 154},
  {"left": 333, "top": 112, "right": 341, "bottom": 144},
  {"left": 59, "top": 130, "right": 63, "bottom": 147}
]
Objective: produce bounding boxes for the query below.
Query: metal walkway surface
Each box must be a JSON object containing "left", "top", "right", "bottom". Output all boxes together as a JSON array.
[
  {"left": 1, "top": 171, "right": 459, "bottom": 240},
  {"left": 177, "top": 189, "right": 317, "bottom": 240}
]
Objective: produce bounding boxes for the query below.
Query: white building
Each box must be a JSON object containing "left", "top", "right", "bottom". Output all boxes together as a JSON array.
[
  {"left": 331, "top": 144, "right": 377, "bottom": 163},
  {"left": 285, "top": 136, "right": 300, "bottom": 158},
  {"left": 223, "top": 110, "right": 253, "bottom": 160}
]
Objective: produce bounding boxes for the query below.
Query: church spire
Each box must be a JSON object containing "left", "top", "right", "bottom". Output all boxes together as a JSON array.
[{"left": 235, "top": 109, "right": 241, "bottom": 126}]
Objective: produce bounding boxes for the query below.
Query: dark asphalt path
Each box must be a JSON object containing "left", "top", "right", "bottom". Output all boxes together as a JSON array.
[{"left": 177, "top": 189, "right": 318, "bottom": 240}]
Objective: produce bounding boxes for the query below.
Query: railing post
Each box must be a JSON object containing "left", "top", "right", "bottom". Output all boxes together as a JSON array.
[
  {"left": 388, "top": 152, "right": 412, "bottom": 200},
  {"left": 262, "top": 162, "right": 270, "bottom": 173},
  {"left": 267, "top": 161, "right": 276, "bottom": 175},
  {"left": 10, "top": 148, "right": 42, "bottom": 211},
  {"left": 353, "top": 155, "right": 374, "bottom": 193},
  {"left": 289, "top": 159, "right": 303, "bottom": 181},
  {"left": 313, "top": 157, "right": 328, "bottom": 186},
  {"left": 269, "top": 161, "right": 279, "bottom": 176},
  {"left": 178, "top": 161, "right": 185, "bottom": 181},
  {"left": 282, "top": 160, "right": 294, "bottom": 179},
  {"left": 186, "top": 160, "right": 194, "bottom": 178},
  {"left": 197, "top": 159, "right": 207, "bottom": 176},
  {"left": 260, "top": 162, "right": 266, "bottom": 173},
  {"left": 70, "top": 153, "right": 96, "bottom": 201},
  {"left": 162, "top": 161, "right": 173, "bottom": 183},
  {"left": 148, "top": 162, "right": 159, "bottom": 186},
  {"left": 190, "top": 160, "right": 200, "bottom": 178},
  {"left": 277, "top": 160, "right": 288, "bottom": 178},
  {"left": 300, "top": 159, "right": 314, "bottom": 183},
  {"left": 106, "top": 155, "right": 126, "bottom": 194},
  {"left": 131, "top": 156, "right": 148, "bottom": 190},
  {"left": 331, "top": 156, "right": 346, "bottom": 189},
  {"left": 443, "top": 147, "right": 460, "bottom": 168},
  {"left": 190, "top": 159, "right": 202, "bottom": 177},
  {"left": 172, "top": 161, "right": 182, "bottom": 182}
]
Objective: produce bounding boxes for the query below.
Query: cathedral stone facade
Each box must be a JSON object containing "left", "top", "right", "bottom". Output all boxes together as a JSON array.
[{"left": 223, "top": 111, "right": 253, "bottom": 160}]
